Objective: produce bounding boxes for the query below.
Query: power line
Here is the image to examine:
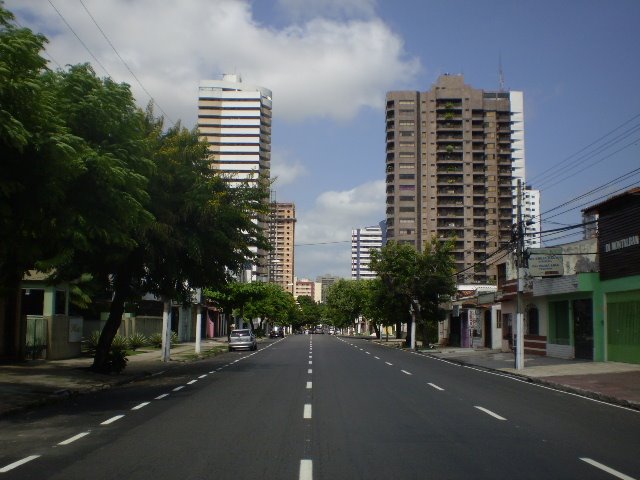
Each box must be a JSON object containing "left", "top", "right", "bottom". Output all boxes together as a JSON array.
[
  {"left": 47, "top": 0, "right": 110, "bottom": 77},
  {"left": 527, "top": 112, "right": 640, "bottom": 188},
  {"left": 78, "top": 0, "right": 175, "bottom": 126}
]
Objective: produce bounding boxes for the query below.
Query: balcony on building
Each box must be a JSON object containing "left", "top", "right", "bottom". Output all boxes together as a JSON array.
[
  {"left": 386, "top": 141, "right": 395, "bottom": 152},
  {"left": 438, "top": 228, "right": 464, "bottom": 240},
  {"left": 438, "top": 219, "right": 464, "bottom": 228},
  {"left": 437, "top": 207, "right": 464, "bottom": 218},
  {"left": 437, "top": 185, "right": 464, "bottom": 195},
  {"left": 436, "top": 119, "right": 463, "bottom": 130},
  {"left": 437, "top": 195, "right": 464, "bottom": 206},
  {"left": 437, "top": 174, "right": 463, "bottom": 185}
]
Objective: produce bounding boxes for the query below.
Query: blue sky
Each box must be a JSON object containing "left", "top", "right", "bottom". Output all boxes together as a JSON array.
[{"left": 8, "top": 0, "right": 640, "bottom": 279}]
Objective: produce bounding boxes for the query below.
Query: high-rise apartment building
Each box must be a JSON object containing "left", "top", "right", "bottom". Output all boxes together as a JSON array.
[
  {"left": 268, "top": 202, "right": 296, "bottom": 293},
  {"left": 385, "top": 74, "right": 526, "bottom": 283},
  {"left": 523, "top": 187, "right": 541, "bottom": 249},
  {"left": 351, "top": 221, "right": 386, "bottom": 280},
  {"left": 198, "top": 74, "right": 272, "bottom": 281},
  {"left": 316, "top": 274, "right": 340, "bottom": 303}
]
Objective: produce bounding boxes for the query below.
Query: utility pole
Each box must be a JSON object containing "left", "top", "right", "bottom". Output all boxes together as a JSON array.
[
  {"left": 515, "top": 180, "right": 525, "bottom": 370},
  {"left": 161, "top": 298, "right": 172, "bottom": 362}
]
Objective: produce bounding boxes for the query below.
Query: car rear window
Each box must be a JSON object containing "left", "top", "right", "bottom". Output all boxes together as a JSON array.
[{"left": 231, "top": 330, "right": 250, "bottom": 337}]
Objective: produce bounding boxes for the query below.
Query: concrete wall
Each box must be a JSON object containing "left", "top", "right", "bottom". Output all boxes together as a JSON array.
[{"left": 47, "top": 314, "right": 81, "bottom": 360}]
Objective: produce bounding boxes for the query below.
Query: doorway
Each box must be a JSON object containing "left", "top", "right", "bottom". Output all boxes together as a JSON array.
[
  {"left": 573, "top": 299, "right": 593, "bottom": 360},
  {"left": 484, "top": 310, "right": 492, "bottom": 348}
]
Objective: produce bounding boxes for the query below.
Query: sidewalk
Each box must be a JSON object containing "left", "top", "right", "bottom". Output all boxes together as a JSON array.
[
  {"left": 423, "top": 347, "right": 640, "bottom": 410},
  {"left": 0, "top": 338, "right": 230, "bottom": 418}
]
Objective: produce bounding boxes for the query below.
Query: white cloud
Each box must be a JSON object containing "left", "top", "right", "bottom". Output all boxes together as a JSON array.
[
  {"left": 295, "top": 180, "right": 385, "bottom": 278},
  {"left": 271, "top": 149, "right": 308, "bottom": 186},
  {"left": 8, "top": 0, "right": 420, "bottom": 125}
]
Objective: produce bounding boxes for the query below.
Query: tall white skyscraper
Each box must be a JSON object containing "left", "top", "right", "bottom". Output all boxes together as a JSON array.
[
  {"left": 523, "top": 187, "right": 541, "bottom": 248},
  {"left": 198, "top": 74, "right": 272, "bottom": 187},
  {"left": 198, "top": 74, "right": 272, "bottom": 280},
  {"left": 351, "top": 222, "right": 386, "bottom": 280}
]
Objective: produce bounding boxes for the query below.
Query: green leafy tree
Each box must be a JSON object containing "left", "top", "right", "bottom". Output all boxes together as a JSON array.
[
  {"left": 296, "top": 295, "right": 322, "bottom": 328},
  {"left": 0, "top": 7, "right": 82, "bottom": 359},
  {"left": 370, "top": 237, "right": 456, "bottom": 347},
  {"left": 325, "top": 279, "right": 367, "bottom": 331},
  {"left": 244, "top": 283, "right": 297, "bottom": 332}
]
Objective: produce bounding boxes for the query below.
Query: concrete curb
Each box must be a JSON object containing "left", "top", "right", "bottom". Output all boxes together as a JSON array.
[{"left": 422, "top": 353, "right": 640, "bottom": 412}]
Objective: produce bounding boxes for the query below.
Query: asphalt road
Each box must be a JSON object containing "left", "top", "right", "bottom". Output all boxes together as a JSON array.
[{"left": 1, "top": 334, "right": 638, "bottom": 480}]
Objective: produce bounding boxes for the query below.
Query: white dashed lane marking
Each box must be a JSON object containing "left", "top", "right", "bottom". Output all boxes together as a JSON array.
[
  {"left": 474, "top": 406, "right": 507, "bottom": 421},
  {"left": 101, "top": 415, "right": 125, "bottom": 426},
  {"left": 299, "top": 459, "right": 313, "bottom": 480},
  {"left": 173, "top": 386, "right": 185, "bottom": 391},
  {"left": 58, "top": 432, "right": 90, "bottom": 445},
  {"left": 306, "top": 381, "right": 312, "bottom": 389},
  {"left": 131, "top": 402, "right": 150, "bottom": 410},
  {"left": 155, "top": 393, "right": 169, "bottom": 400},
  {"left": 303, "top": 404, "right": 312, "bottom": 419},
  {"left": 385, "top": 362, "right": 393, "bottom": 366},
  {"left": 0, "top": 455, "right": 41, "bottom": 473},
  {"left": 401, "top": 370, "right": 412, "bottom": 376},
  {"left": 580, "top": 458, "right": 636, "bottom": 480},
  {"left": 427, "top": 383, "right": 445, "bottom": 391}
]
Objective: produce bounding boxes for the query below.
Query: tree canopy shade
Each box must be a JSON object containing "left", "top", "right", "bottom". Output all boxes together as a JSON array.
[
  {"left": 0, "top": 3, "right": 270, "bottom": 366},
  {"left": 324, "top": 279, "right": 367, "bottom": 330},
  {"left": 0, "top": 6, "right": 82, "bottom": 358},
  {"left": 206, "top": 281, "right": 294, "bottom": 332},
  {"left": 370, "top": 238, "right": 457, "bottom": 347}
]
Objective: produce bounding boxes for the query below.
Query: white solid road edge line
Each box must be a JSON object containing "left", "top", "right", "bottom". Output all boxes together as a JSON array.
[
  {"left": 58, "top": 431, "right": 90, "bottom": 445},
  {"left": 101, "top": 414, "right": 125, "bottom": 425},
  {"left": 428, "top": 382, "right": 445, "bottom": 391},
  {"left": 474, "top": 406, "right": 507, "bottom": 421},
  {"left": 299, "top": 459, "right": 313, "bottom": 480},
  {"left": 580, "top": 458, "right": 636, "bottom": 480},
  {"left": 303, "top": 404, "right": 312, "bottom": 419},
  {"left": 0, "top": 455, "right": 41, "bottom": 473}
]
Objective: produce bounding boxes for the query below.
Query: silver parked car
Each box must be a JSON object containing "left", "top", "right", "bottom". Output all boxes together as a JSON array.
[{"left": 228, "top": 329, "right": 257, "bottom": 352}]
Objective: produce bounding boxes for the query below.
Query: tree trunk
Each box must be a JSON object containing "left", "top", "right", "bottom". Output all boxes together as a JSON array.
[
  {"left": 395, "top": 320, "right": 402, "bottom": 339},
  {"left": 92, "top": 266, "right": 132, "bottom": 373},
  {"left": 0, "top": 269, "right": 26, "bottom": 362},
  {"left": 405, "top": 316, "right": 412, "bottom": 348},
  {"left": 422, "top": 322, "right": 430, "bottom": 349},
  {"left": 373, "top": 322, "right": 381, "bottom": 339}
]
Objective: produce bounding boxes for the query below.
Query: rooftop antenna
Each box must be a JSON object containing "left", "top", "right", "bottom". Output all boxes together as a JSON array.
[{"left": 498, "top": 53, "right": 505, "bottom": 92}]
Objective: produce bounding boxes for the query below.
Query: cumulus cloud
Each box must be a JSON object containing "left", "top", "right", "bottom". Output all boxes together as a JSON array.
[
  {"left": 8, "top": 0, "right": 420, "bottom": 125},
  {"left": 271, "top": 149, "right": 308, "bottom": 186},
  {"left": 295, "top": 180, "right": 385, "bottom": 278}
]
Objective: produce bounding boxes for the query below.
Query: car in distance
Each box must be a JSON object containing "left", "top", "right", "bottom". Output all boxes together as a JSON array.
[
  {"left": 269, "top": 326, "right": 284, "bottom": 338},
  {"left": 228, "top": 329, "right": 257, "bottom": 351}
]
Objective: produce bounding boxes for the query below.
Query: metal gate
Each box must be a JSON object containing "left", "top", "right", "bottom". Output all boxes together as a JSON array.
[{"left": 26, "top": 316, "right": 47, "bottom": 359}]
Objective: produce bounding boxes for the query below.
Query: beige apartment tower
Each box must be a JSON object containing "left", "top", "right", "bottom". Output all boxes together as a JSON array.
[
  {"left": 385, "top": 74, "right": 521, "bottom": 283},
  {"left": 268, "top": 202, "right": 296, "bottom": 293}
]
